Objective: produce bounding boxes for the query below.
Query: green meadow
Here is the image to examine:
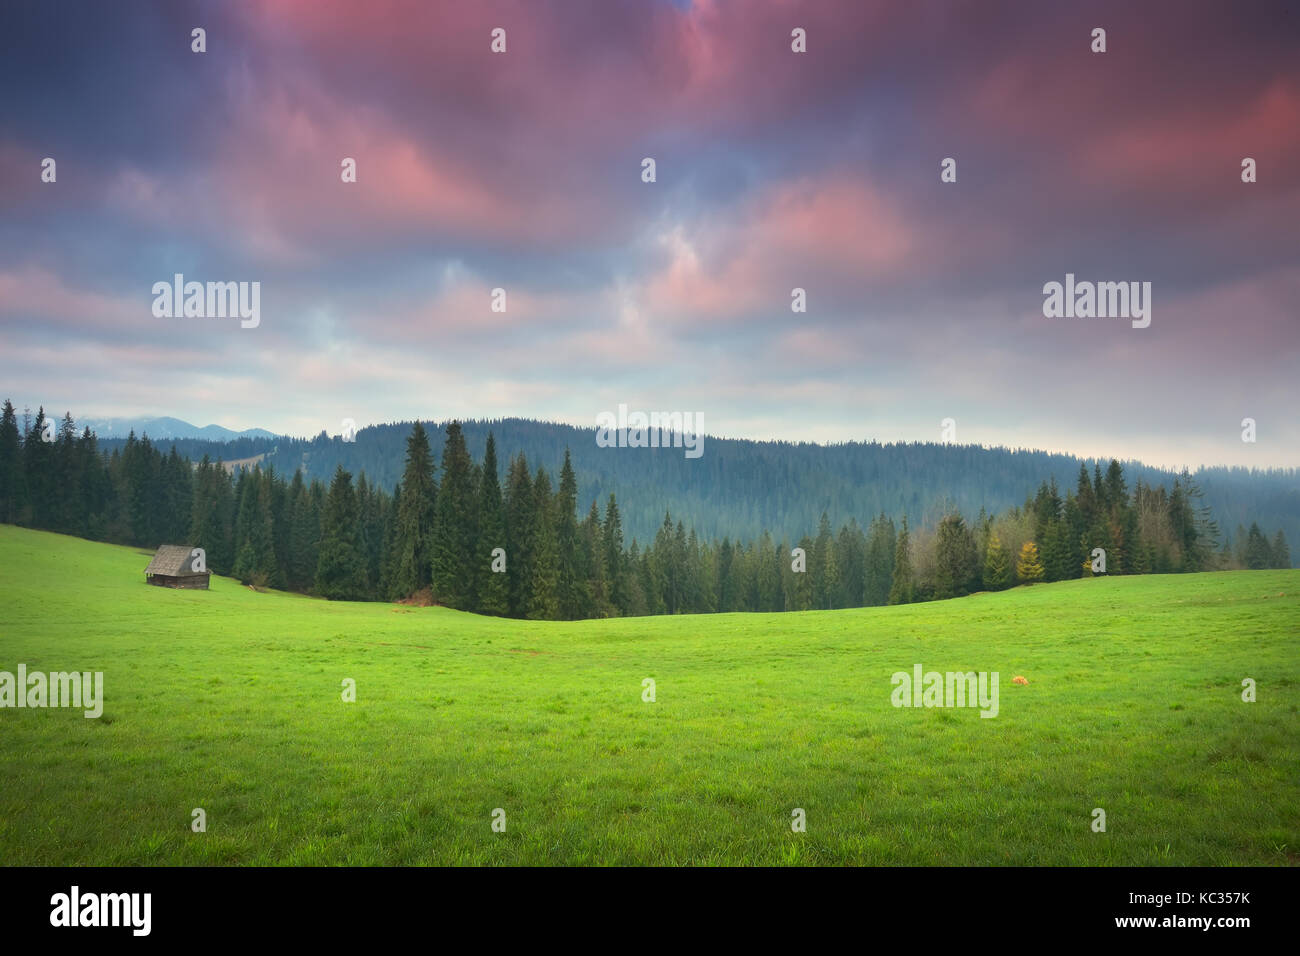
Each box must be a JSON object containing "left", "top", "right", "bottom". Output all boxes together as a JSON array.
[{"left": 0, "top": 524, "right": 1296, "bottom": 866}]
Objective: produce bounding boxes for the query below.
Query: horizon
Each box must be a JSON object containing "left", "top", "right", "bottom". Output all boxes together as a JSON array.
[{"left": 6, "top": 400, "right": 1298, "bottom": 476}]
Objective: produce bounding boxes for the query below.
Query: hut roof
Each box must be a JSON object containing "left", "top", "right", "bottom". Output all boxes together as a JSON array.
[{"left": 145, "top": 544, "right": 203, "bottom": 576}]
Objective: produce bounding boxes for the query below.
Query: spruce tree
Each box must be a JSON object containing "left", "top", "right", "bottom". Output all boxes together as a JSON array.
[
  {"left": 191, "top": 457, "right": 232, "bottom": 572},
  {"left": 888, "top": 516, "right": 915, "bottom": 605},
  {"left": 603, "top": 494, "right": 628, "bottom": 614},
  {"left": 232, "top": 468, "right": 279, "bottom": 586},
  {"left": 476, "top": 433, "right": 510, "bottom": 615},
  {"left": 285, "top": 471, "right": 316, "bottom": 590},
  {"left": 836, "top": 518, "right": 866, "bottom": 607},
  {"left": 728, "top": 538, "right": 748, "bottom": 613},
  {"left": 390, "top": 421, "right": 437, "bottom": 599},
  {"left": 0, "top": 400, "right": 20, "bottom": 524},
  {"left": 24, "top": 408, "right": 53, "bottom": 530},
  {"left": 580, "top": 499, "right": 609, "bottom": 617},
  {"left": 315, "top": 466, "right": 368, "bottom": 600},
  {"left": 431, "top": 422, "right": 477, "bottom": 609},
  {"left": 504, "top": 454, "right": 536, "bottom": 617},
  {"left": 1272, "top": 530, "right": 1291, "bottom": 569},
  {"left": 378, "top": 482, "right": 401, "bottom": 598},
  {"left": 812, "top": 511, "right": 838, "bottom": 609},
  {"left": 554, "top": 450, "right": 586, "bottom": 619},
  {"left": 1244, "top": 522, "right": 1272, "bottom": 569},
  {"left": 983, "top": 533, "right": 1011, "bottom": 590},
  {"left": 263, "top": 466, "right": 287, "bottom": 589},
  {"left": 625, "top": 541, "right": 648, "bottom": 616},
  {"left": 653, "top": 513, "right": 676, "bottom": 612},
  {"left": 757, "top": 530, "right": 782, "bottom": 611},
  {"left": 934, "top": 513, "right": 976, "bottom": 598},
  {"left": 865, "top": 513, "right": 896, "bottom": 606},
  {"left": 527, "top": 467, "right": 559, "bottom": 619}
]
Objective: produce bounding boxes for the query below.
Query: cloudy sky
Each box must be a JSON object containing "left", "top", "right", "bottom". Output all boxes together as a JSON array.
[{"left": 1, "top": 0, "right": 1296, "bottom": 468}]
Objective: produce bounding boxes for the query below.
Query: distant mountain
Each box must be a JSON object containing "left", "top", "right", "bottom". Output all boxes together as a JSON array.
[{"left": 81, "top": 416, "right": 278, "bottom": 442}]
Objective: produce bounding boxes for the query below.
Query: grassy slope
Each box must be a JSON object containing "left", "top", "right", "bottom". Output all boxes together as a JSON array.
[{"left": 0, "top": 524, "right": 1296, "bottom": 866}]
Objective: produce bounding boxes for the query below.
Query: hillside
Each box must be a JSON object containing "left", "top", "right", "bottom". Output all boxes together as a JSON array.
[
  {"left": 88, "top": 417, "right": 1300, "bottom": 552},
  {"left": 1, "top": 525, "right": 1295, "bottom": 865}
]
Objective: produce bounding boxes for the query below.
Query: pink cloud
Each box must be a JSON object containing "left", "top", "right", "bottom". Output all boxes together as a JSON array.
[{"left": 641, "top": 174, "right": 918, "bottom": 323}]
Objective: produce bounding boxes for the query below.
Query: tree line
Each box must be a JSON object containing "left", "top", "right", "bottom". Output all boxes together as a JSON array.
[
  {"left": 98, "top": 417, "right": 1300, "bottom": 556},
  {"left": 1, "top": 402, "right": 1291, "bottom": 618}
]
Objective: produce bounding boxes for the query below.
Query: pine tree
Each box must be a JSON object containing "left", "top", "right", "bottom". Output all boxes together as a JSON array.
[
  {"left": 643, "top": 530, "right": 667, "bottom": 614},
  {"left": 864, "top": 513, "right": 896, "bottom": 606},
  {"left": 232, "top": 469, "right": 259, "bottom": 582},
  {"left": 652, "top": 513, "right": 676, "bottom": 612},
  {"left": 1060, "top": 495, "right": 1085, "bottom": 580},
  {"left": 983, "top": 532, "right": 1011, "bottom": 590},
  {"left": 603, "top": 494, "right": 628, "bottom": 615},
  {"left": 475, "top": 433, "right": 510, "bottom": 615},
  {"left": 190, "top": 457, "right": 230, "bottom": 570},
  {"left": 717, "top": 538, "right": 735, "bottom": 611},
  {"left": 504, "top": 454, "right": 535, "bottom": 616},
  {"left": 812, "top": 511, "right": 838, "bottom": 609},
  {"left": 263, "top": 466, "right": 287, "bottom": 589},
  {"left": 73, "top": 426, "right": 108, "bottom": 540},
  {"left": 1016, "top": 541, "right": 1045, "bottom": 583},
  {"left": 836, "top": 518, "right": 866, "bottom": 607},
  {"left": 1040, "top": 519, "right": 1071, "bottom": 582},
  {"left": 22, "top": 407, "right": 54, "bottom": 530},
  {"left": 625, "top": 541, "right": 648, "bottom": 616},
  {"left": 286, "top": 471, "right": 319, "bottom": 591},
  {"left": 697, "top": 535, "right": 718, "bottom": 613},
  {"left": 554, "top": 450, "right": 587, "bottom": 619},
  {"left": 0, "top": 399, "right": 21, "bottom": 524},
  {"left": 431, "top": 422, "right": 477, "bottom": 609},
  {"left": 315, "top": 466, "right": 368, "bottom": 600},
  {"left": 1272, "top": 529, "right": 1291, "bottom": 569},
  {"left": 757, "top": 530, "right": 783, "bottom": 611},
  {"left": 580, "top": 499, "right": 609, "bottom": 617},
  {"left": 726, "top": 540, "right": 749, "bottom": 612},
  {"left": 51, "top": 412, "right": 78, "bottom": 534},
  {"left": 1076, "top": 463, "right": 1096, "bottom": 529},
  {"left": 934, "top": 512, "right": 977, "bottom": 598},
  {"left": 163, "top": 445, "right": 194, "bottom": 544},
  {"left": 232, "top": 467, "right": 280, "bottom": 587},
  {"left": 390, "top": 421, "right": 437, "bottom": 599},
  {"left": 378, "top": 482, "right": 400, "bottom": 597},
  {"left": 888, "top": 516, "right": 915, "bottom": 605},
  {"left": 1244, "top": 522, "right": 1272, "bottom": 569},
  {"left": 356, "top": 473, "right": 385, "bottom": 593},
  {"left": 527, "top": 467, "right": 559, "bottom": 619},
  {"left": 680, "top": 526, "right": 699, "bottom": 612}
]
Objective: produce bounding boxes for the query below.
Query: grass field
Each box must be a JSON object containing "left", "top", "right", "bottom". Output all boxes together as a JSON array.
[{"left": 0, "top": 524, "right": 1296, "bottom": 865}]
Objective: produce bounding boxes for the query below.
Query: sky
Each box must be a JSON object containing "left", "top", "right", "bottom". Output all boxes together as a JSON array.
[{"left": 1, "top": 0, "right": 1297, "bottom": 468}]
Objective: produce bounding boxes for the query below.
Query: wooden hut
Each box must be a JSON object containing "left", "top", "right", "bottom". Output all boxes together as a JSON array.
[{"left": 144, "top": 544, "right": 210, "bottom": 589}]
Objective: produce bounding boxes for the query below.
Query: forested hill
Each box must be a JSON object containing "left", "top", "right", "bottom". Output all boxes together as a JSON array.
[{"left": 91, "top": 417, "right": 1300, "bottom": 553}]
